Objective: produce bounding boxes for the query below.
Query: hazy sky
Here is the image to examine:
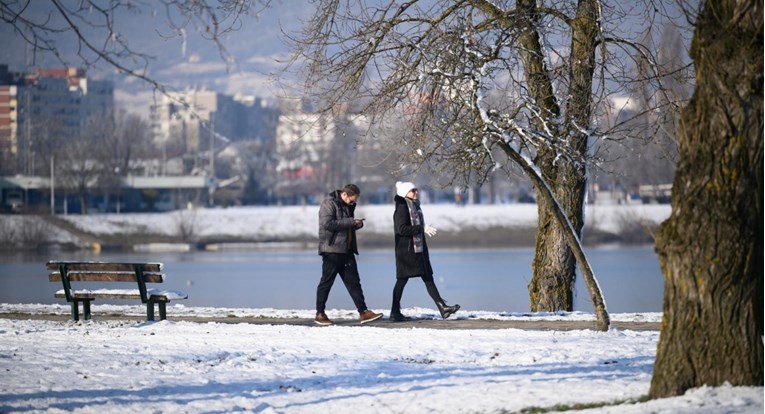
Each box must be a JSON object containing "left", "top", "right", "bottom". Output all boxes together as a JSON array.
[
  {"left": 0, "top": 1, "right": 313, "bottom": 115},
  {"left": 0, "top": 1, "right": 693, "bottom": 117}
]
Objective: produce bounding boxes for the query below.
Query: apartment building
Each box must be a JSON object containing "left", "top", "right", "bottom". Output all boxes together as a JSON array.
[
  {"left": 0, "top": 65, "right": 114, "bottom": 175},
  {"left": 0, "top": 66, "right": 21, "bottom": 171},
  {"left": 150, "top": 89, "right": 278, "bottom": 156}
]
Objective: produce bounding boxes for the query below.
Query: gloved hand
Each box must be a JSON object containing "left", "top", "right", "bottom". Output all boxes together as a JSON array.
[{"left": 424, "top": 224, "right": 437, "bottom": 237}]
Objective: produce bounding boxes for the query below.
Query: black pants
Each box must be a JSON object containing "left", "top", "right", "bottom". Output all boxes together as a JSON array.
[
  {"left": 391, "top": 274, "right": 442, "bottom": 315},
  {"left": 317, "top": 253, "right": 368, "bottom": 314}
]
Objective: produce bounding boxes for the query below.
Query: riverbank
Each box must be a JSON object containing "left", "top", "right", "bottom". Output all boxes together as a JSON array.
[
  {"left": 0, "top": 203, "right": 671, "bottom": 252},
  {"left": 0, "top": 313, "right": 661, "bottom": 331},
  {"left": 0, "top": 303, "right": 662, "bottom": 331}
]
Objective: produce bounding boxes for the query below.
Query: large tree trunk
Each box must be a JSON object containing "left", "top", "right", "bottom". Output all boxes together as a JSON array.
[
  {"left": 528, "top": 0, "right": 597, "bottom": 312},
  {"left": 649, "top": 0, "right": 763, "bottom": 398},
  {"left": 500, "top": 140, "right": 609, "bottom": 330},
  {"left": 530, "top": 179, "right": 581, "bottom": 311}
]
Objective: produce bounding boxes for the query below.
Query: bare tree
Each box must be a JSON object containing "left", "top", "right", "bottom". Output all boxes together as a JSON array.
[
  {"left": 21, "top": 116, "right": 72, "bottom": 177},
  {"left": 286, "top": 0, "right": 690, "bottom": 329},
  {"left": 48, "top": 111, "right": 155, "bottom": 214},
  {"left": 103, "top": 110, "right": 154, "bottom": 176},
  {"left": 88, "top": 111, "right": 156, "bottom": 211},
  {"left": 234, "top": 140, "right": 277, "bottom": 205},
  {"left": 1, "top": 1, "right": 270, "bottom": 96},
  {"left": 650, "top": 0, "right": 763, "bottom": 398},
  {"left": 591, "top": 22, "right": 690, "bottom": 195},
  {"left": 56, "top": 135, "right": 100, "bottom": 214}
]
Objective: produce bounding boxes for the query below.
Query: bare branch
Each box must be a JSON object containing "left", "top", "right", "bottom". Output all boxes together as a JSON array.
[
  {"left": 288, "top": 0, "right": 692, "bottom": 315},
  {"left": 1, "top": 0, "right": 271, "bottom": 96}
]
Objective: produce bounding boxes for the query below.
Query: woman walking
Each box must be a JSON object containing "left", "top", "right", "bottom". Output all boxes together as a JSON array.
[{"left": 390, "top": 181, "right": 460, "bottom": 321}]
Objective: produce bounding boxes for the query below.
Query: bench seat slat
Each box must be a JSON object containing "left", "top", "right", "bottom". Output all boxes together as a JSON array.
[
  {"left": 48, "top": 271, "right": 165, "bottom": 283},
  {"left": 55, "top": 289, "right": 188, "bottom": 301},
  {"left": 46, "top": 261, "right": 163, "bottom": 273},
  {"left": 55, "top": 291, "right": 143, "bottom": 300}
]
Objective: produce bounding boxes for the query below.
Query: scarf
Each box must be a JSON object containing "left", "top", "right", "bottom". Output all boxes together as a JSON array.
[{"left": 405, "top": 198, "right": 425, "bottom": 253}]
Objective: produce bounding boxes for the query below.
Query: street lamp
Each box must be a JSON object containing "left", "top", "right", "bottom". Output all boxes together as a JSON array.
[{"left": 50, "top": 155, "right": 54, "bottom": 215}]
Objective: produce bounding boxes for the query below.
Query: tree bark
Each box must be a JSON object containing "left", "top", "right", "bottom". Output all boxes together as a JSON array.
[
  {"left": 499, "top": 141, "right": 610, "bottom": 330},
  {"left": 649, "top": 0, "right": 763, "bottom": 398},
  {"left": 528, "top": 0, "right": 597, "bottom": 312}
]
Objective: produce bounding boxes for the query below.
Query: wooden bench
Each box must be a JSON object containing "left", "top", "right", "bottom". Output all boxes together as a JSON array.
[{"left": 47, "top": 261, "right": 188, "bottom": 321}]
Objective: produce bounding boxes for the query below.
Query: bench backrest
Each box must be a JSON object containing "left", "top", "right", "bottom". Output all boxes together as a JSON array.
[{"left": 47, "top": 261, "right": 165, "bottom": 303}]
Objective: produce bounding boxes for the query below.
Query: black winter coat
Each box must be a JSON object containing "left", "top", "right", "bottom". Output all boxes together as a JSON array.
[
  {"left": 318, "top": 190, "right": 360, "bottom": 255},
  {"left": 393, "top": 195, "right": 433, "bottom": 279}
]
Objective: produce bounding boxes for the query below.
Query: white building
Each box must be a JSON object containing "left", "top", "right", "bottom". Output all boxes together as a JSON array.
[{"left": 151, "top": 89, "right": 278, "bottom": 152}]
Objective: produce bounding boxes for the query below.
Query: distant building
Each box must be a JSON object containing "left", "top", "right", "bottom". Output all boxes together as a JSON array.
[
  {"left": 149, "top": 89, "right": 279, "bottom": 174},
  {"left": 0, "top": 174, "right": 213, "bottom": 213},
  {"left": 273, "top": 109, "right": 377, "bottom": 203},
  {"left": 275, "top": 112, "right": 335, "bottom": 180},
  {"left": 0, "top": 66, "right": 23, "bottom": 172},
  {"left": 0, "top": 65, "right": 114, "bottom": 174},
  {"left": 151, "top": 89, "right": 236, "bottom": 155},
  {"left": 231, "top": 93, "right": 279, "bottom": 145}
]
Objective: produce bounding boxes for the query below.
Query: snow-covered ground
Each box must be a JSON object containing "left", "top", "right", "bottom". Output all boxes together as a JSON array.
[{"left": 0, "top": 306, "right": 761, "bottom": 414}]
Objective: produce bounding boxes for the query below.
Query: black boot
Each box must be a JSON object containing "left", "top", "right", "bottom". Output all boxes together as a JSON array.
[
  {"left": 436, "top": 300, "right": 460, "bottom": 319},
  {"left": 389, "top": 312, "right": 411, "bottom": 322}
]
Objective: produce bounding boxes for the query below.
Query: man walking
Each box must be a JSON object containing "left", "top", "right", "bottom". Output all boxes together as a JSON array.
[{"left": 315, "top": 184, "right": 382, "bottom": 325}]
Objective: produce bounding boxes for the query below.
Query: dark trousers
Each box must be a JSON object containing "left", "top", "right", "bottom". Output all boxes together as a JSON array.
[
  {"left": 317, "top": 253, "right": 368, "bottom": 314},
  {"left": 391, "top": 274, "right": 442, "bottom": 315}
]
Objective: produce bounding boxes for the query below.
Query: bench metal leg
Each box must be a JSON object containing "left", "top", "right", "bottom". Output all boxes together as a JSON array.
[
  {"left": 146, "top": 302, "right": 155, "bottom": 321},
  {"left": 83, "top": 300, "right": 92, "bottom": 320},
  {"left": 70, "top": 301, "right": 79, "bottom": 321},
  {"left": 147, "top": 300, "right": 168, "bottom": 321},
  {"left": 159, "top": 302, "right": 167, "bottom": 320},
  {"left": 70, "top": 300, "right": 93, "bottom": 321}
]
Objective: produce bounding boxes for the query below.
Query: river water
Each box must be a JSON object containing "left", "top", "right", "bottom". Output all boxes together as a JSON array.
[{"left": 0, "top": 246, "right": 663, "bottom": 313}]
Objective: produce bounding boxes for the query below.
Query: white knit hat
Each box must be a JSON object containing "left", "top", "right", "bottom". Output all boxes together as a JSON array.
[{"left": 395, "top": 181, "right": 417, "bottom": 198}]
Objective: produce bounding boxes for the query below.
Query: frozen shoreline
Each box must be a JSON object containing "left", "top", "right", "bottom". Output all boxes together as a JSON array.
[
  {"left": 0, "top": 303, "right": 663, "bottom": 323},
  {"left": 1, "top": 203, "right": 672, "bottom": 251}
]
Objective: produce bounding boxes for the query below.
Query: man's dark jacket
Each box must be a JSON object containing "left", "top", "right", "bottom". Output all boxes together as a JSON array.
[{"left": 318, "top": 190, "right": 360, "bottom": 255}]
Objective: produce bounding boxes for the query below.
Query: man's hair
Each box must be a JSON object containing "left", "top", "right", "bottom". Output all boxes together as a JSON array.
[{"left": 342, "top": 184, "right": 361, "bottom": 196}]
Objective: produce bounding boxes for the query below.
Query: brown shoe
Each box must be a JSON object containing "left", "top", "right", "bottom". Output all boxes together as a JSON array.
[
  {"left": 314, "top": 312, "right": 334, "bottom": 326},
  {"left": 359, "top": 310, "right": 383, "bottom": 324}
]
